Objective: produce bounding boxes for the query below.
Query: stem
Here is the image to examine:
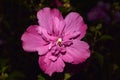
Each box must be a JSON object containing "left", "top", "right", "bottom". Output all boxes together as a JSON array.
[
  {"left": 1, "top": 72, "right": 6, "bottom": 80},
  {"left": 91, "top": 31, "right": 98, "bottom": 53}
]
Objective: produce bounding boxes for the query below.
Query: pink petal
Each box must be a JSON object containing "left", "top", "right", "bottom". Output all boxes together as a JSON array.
[
  {"left": 45, "top": 58, "right": 65, "bottom": 76},
  {"left": 37, "top": 27, "right": 57, "bottom": 41},
  {"left": 21, "top": 25, "right": 47, "bottom": 52},
  {"left": 64, "top": 12, "right": 87, "bottom": 39},
  {"left": 39, "top": 55, "right": 65, "bottom": 76},
  {"left": 52, "top": 17, "right": 65, "bottom": 36},
  {"left": 52, "top": 8, "right": 63, "bottom": 20},
  {"left": 78, "top": 23, "right": 87, "bottom": 39},
  {"left": 58, "top": 21, "right": 65, "bottom": 36},
  {"left": 52, "top": 17, "right": 60, "bottom": 35},
  {"left": 49, "top": 55, "right": 58, "bottom": 61},
  {"left": 37, "top": 44, "right": 49, "bottom": 55},
  {"left": 61, "top": 53, "right": 73, "bottom": 63},
  {"left": 66, "top": 40, "right": 90, "bottom": 64},
  {"left": 38, "top": 56, "right": 46, "bottom": 71},
  {"left": 37, "top": 7, "right": 63, "bottom": 34},
  {"left": 37, "top": 8, "right": 52, "bottom": 33},
  {"left": 51, "top": 9, "right": 64, "bottom": 34},
  {"left": 63, "top": 31, "right": 81, "bottom": 40}
]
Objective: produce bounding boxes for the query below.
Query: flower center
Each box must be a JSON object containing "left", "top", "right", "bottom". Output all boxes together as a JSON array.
[{"left": 56, "top": 38, "right": 62, "bottom": 46}]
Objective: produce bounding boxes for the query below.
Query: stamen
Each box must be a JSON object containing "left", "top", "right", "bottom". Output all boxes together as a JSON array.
[
  {"left": 57, "top": 38, "right": 62, "bottom": 43},
  {"left": 56, "top": 38, "right": 62, "bottom": 46}
]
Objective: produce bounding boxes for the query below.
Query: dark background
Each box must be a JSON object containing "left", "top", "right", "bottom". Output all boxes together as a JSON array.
[{"left": 0, "top": 0, "right": 120, "bottom": 80}]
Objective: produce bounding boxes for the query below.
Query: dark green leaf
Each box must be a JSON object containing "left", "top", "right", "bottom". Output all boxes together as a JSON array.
[
  {"left": 99, "top": 35, "right": 113, "bottom": 41},
  {"left": 38, "top": 75, "right": 45, "bottom": 80}
]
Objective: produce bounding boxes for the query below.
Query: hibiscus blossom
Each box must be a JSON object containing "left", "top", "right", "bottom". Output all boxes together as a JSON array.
[{"left": 21, "top": 7, "right": 90, "bottom": 76}]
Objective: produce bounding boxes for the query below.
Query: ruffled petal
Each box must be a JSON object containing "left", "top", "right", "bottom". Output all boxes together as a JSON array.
[
  {"left": 39, "top": 55, "right": 65, "bottom": 76},
  {"left": 37, "top": 44, "right": 49, "bottom": 55},
  {"left": 37, "top": 8, "right": 53, "bottom": 33},
  {"left": 21, "top": 25, "right": 47, "bottom": 52},
  {"left": 63, "top": 31, "right": 80, "bottom": 40},
  {"left": 64, "top": 12, "right": 87, "bottom": 39},
  {"left": 37, "top": 27, "right": 58, "bottom": 41},
  {"left": 78, "top": 22, "right": 87, "bottom": 39},
  {"left": 66, "top": 40, "right": 90, "bottom": 64},
  {"left": 52, "top": 8, "right": 63, "bottom": 20},
  {"left": 38, "top": 56, "right": 46, "bottom": 71},
  {"left": 61, "top": 53, "right": 73, "bottom": 63},
  {"left": 37, "top": 7, "right": 63, "bottom": 34}
]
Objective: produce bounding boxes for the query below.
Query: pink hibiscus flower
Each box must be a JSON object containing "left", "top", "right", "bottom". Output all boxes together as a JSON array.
[{"left": 21, "top": 7, "right": 90, "bottom": 76}]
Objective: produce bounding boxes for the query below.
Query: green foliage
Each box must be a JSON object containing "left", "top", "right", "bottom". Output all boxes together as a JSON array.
[
  {"left": 99, "top": 35, "right": 113, "bottom": 41},
  {"left": 64, "top": 73, "right": 71, "bottom": 80},
  {"left": 38, "top": 74, "right": 45, "bottom": 80},
  {"left": 0, "top": 59, "right": 25, "bottom": 80},
  {"left": 94, "top": 52, "right": 104, "bottom": 67},
  {"left": 7, "top": 71, "right": 25, "bottom": 80}
]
